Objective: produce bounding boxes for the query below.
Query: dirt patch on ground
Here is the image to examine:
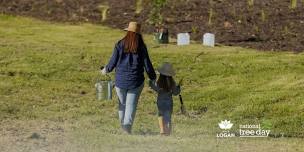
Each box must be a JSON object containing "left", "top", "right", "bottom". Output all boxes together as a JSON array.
[
  {"left": 0, "top": 0, "right": 304, "bottom": 52},
  {"left": 0, "top": 120, "right": 68, "bottom": 152}
]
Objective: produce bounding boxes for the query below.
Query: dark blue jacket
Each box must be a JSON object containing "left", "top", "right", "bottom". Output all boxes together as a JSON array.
[{"left": 105, "top": 40, "right": 156, "bottom": 89}]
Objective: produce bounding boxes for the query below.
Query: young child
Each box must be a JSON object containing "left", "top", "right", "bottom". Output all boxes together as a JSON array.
[{"left": 149, "top": 62, "right": 181, "bottom": 135}]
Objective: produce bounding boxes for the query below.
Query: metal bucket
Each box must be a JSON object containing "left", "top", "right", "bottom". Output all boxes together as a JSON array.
[{"left": 95, "top": 80, "right": 113, "bottom": 101}]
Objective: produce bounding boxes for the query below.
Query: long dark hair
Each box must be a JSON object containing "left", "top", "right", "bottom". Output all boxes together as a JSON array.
[
  {"left": 122, "top": 31, "right": 145, "bottom": 53},
  {"left": 157, "top": 74, "right": 176, "bottom": 92}
]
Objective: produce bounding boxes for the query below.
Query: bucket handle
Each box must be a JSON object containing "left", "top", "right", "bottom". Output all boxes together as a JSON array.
[
  {"left": 97, "top": 66, "right": 111, "bottom": 81},
  {"left": 96, "top": 66, "right": 115, "bottom": 87}
]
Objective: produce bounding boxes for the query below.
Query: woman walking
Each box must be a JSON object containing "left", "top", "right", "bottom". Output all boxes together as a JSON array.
[{"left": 101, "top": 22, "right": 156, "bottom": 134}]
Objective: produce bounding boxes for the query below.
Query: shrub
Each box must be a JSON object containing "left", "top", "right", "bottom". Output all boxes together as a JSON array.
[
  {"left": 248, "top": 0, "right": 254, "bottom": 7},
  {"left": 135, "top": 0, "right": 143, "bottom": 14},
  {"left": 290, "top": 0, "right": 297, "bottom": 9},
  {"left": 208, "top": 8, "right": 214, "bottom": 25},
  {"left": 98, "top": 4, "right": 109, "bottom": 22},
  {"left": 149, "top": 0, "right": 167, "bottom": 26},
  {"left": 261, "top": 9, "right": 266, "bottom": 22}
]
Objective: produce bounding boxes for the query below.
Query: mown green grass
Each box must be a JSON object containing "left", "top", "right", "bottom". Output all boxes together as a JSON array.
[{"left": 0, "top": 14, "right": 304, "bottom": 151}]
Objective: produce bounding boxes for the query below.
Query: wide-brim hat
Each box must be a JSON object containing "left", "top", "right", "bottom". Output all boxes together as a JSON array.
[
  {"left": 124, "top": 22, "right": 141, "bottom": 34},
  {"left": 157, "top": 62, "right": 175, "bottom": 76}
]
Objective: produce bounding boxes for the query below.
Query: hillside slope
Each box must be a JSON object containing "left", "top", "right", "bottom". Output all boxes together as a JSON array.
[
  {"left": 0, "top": 0, "right": 304, "bottom": 51},
  {"left": 1, "top": 14, "right": 304, "bottom": 138},
  {"left": 1, "top": 14, "right": 304, "bottom": 151}
]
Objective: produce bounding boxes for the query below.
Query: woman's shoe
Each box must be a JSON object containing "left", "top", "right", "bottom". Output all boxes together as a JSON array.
[{"left": 121, "top": 124, "right": 132, "bottom": 134}]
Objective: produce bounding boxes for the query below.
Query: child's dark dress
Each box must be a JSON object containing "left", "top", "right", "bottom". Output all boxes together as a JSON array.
[{"left": 149, "top": 80, "right": 181, "bottom": 124}]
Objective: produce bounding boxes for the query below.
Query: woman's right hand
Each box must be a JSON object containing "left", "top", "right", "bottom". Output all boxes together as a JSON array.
[{"left": 100, "top": 66, "right": 107, "bottom": 75}]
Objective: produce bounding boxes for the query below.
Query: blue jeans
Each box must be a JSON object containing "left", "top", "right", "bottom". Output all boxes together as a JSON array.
[{"left": 115, "top": 83, "right": 144, "bottom": 126}]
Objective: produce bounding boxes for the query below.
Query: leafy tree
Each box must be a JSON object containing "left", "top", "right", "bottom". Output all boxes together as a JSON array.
[{"left": 149, "top": 0, "right": 167, "bottom": 26}]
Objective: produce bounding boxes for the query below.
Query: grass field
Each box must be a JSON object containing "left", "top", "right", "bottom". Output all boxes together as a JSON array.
[{"left": 0, "top": 14, "right": 304, "bottom": 151}]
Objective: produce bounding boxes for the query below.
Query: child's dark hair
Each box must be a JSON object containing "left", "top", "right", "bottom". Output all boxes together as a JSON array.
[{"left": 157, "top": 74, "right": 176, "bottom": 92}]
